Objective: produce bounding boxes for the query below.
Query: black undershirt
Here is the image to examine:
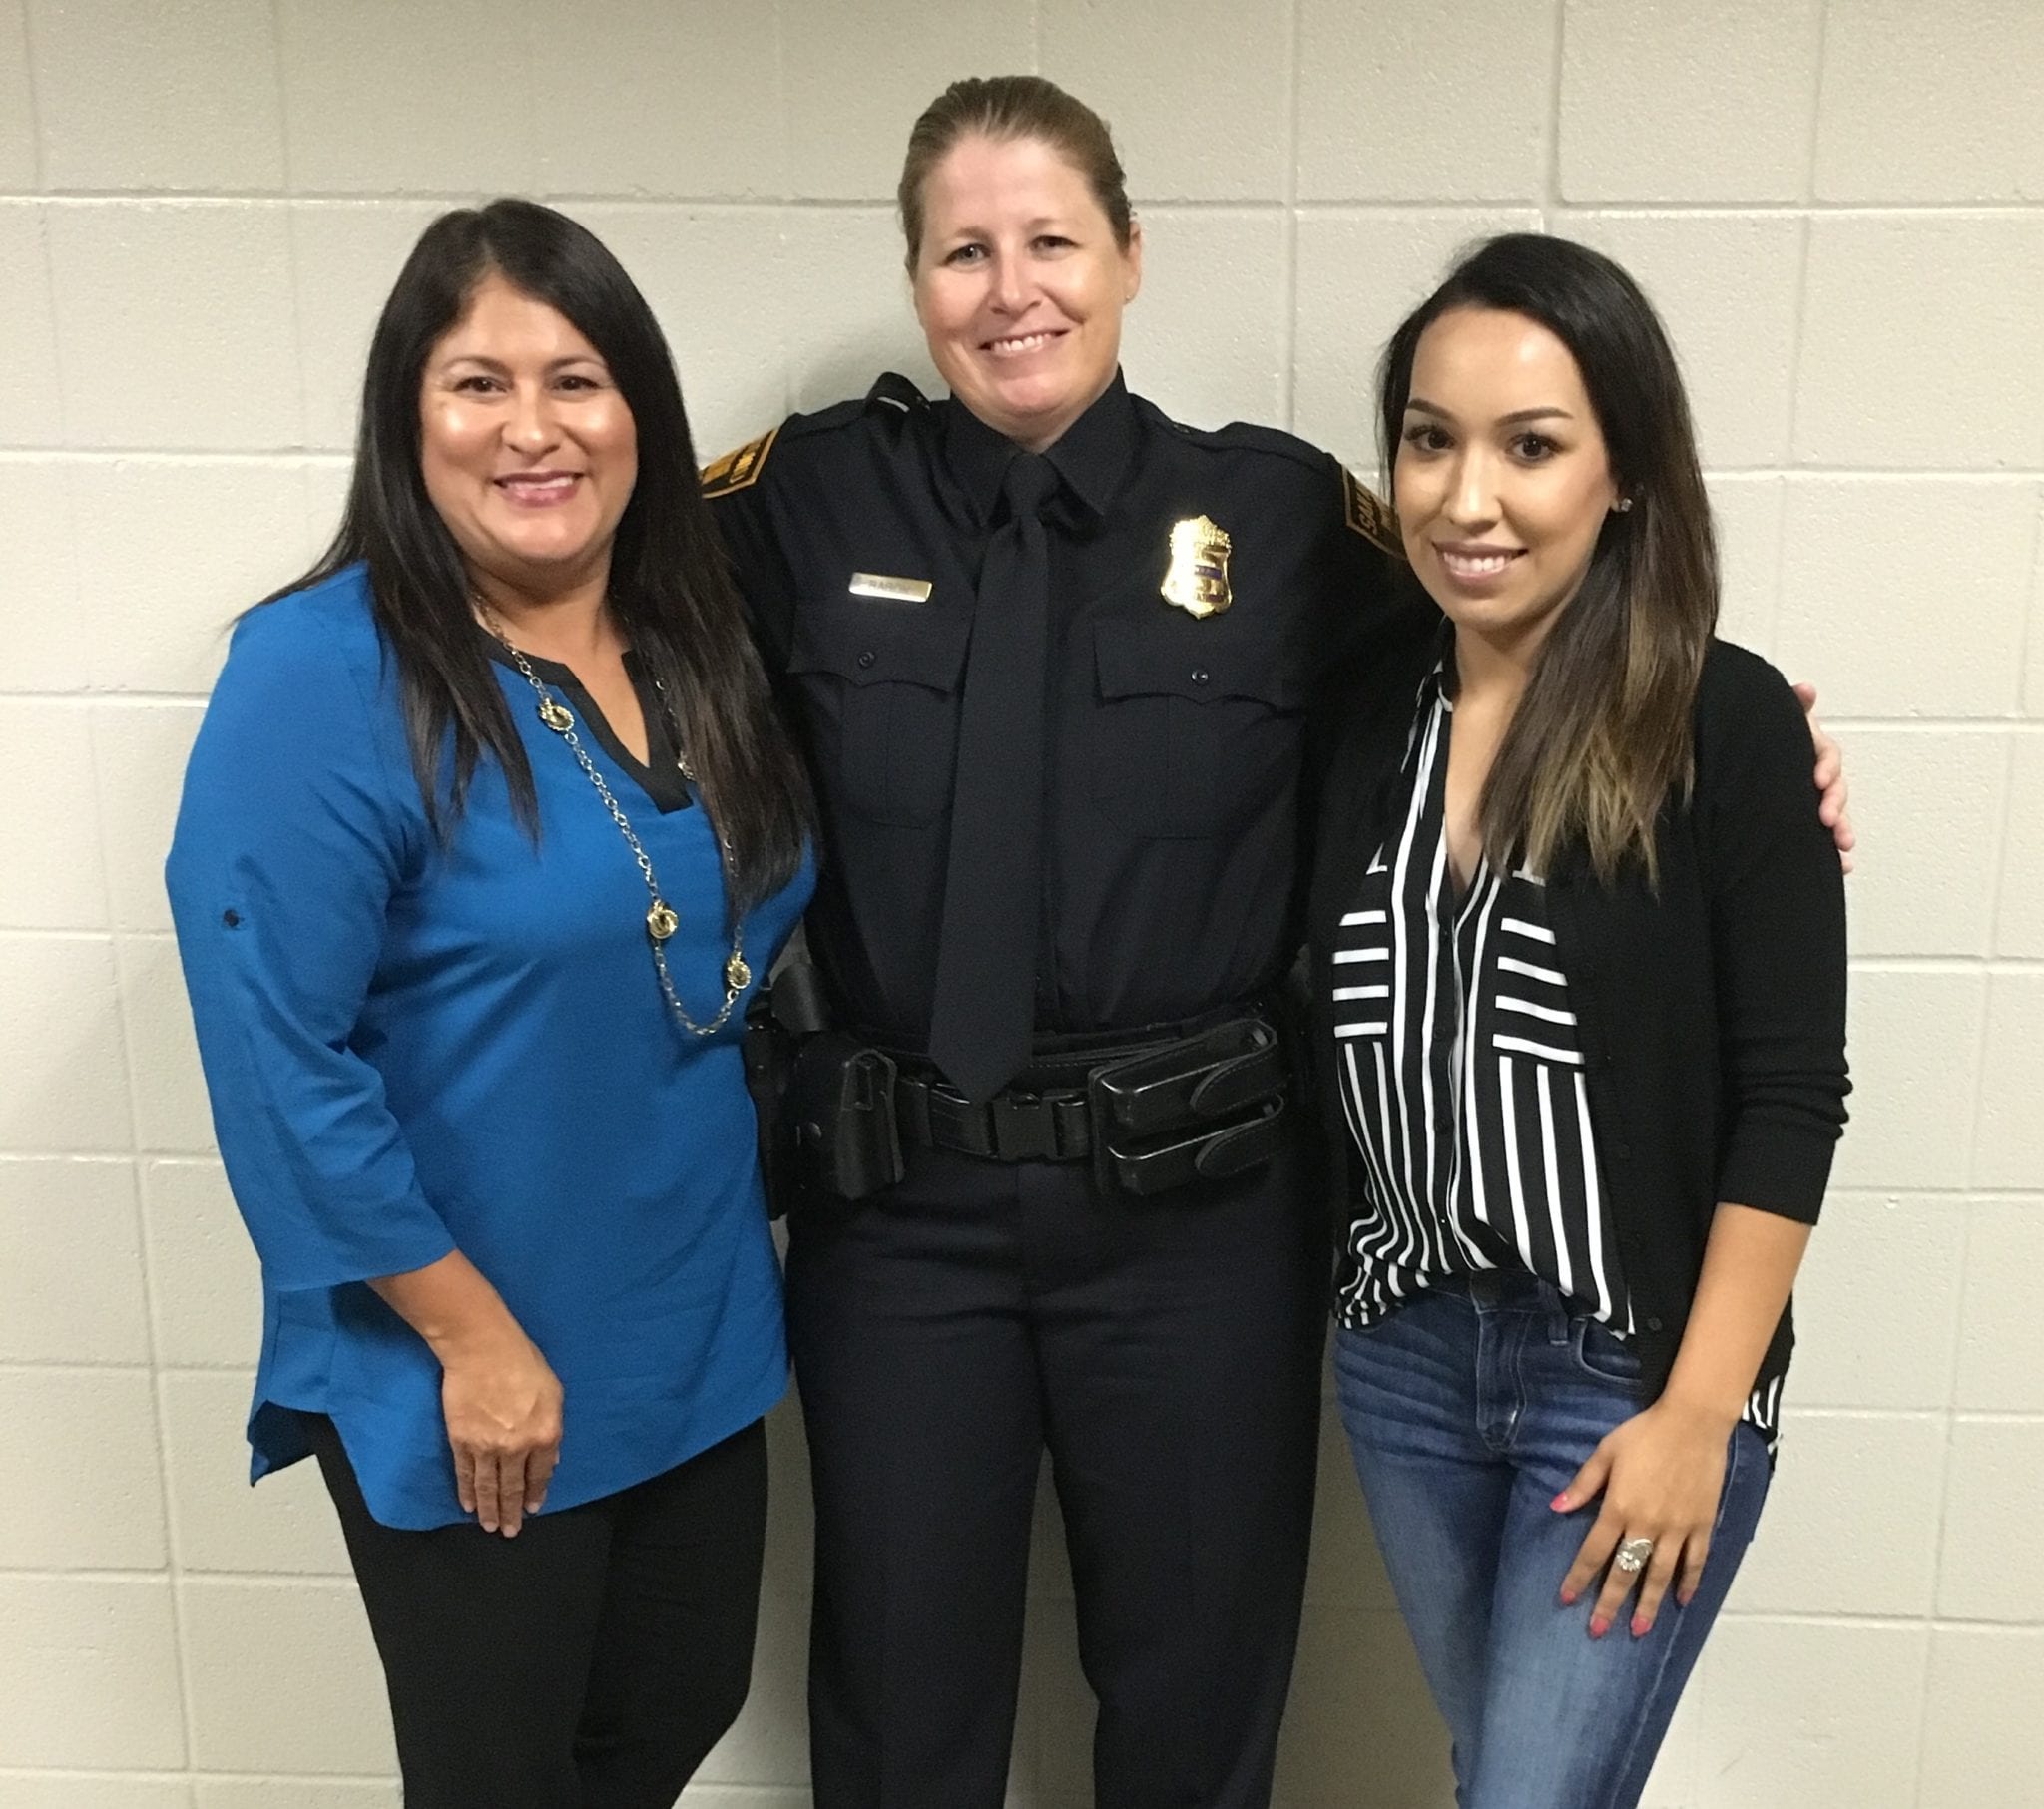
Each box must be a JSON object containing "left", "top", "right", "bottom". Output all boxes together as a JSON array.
[{"left": 479, "top": 636, "right": 694, "bottom": 815}]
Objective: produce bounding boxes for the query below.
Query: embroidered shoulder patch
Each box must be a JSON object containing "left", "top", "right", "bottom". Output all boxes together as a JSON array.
[
  {"left": 1342, "top": 468, "right": 1403, "bottom": 559},
  {"left": 700, "top": 426, "right": 779, "bottom": 499}
]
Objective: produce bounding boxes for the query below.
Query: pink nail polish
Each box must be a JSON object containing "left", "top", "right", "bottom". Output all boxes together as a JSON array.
[
  {"left": 1631, "top": 1614, "right": 1650, "bottom": 1638},
  {"left": 1550, "top": 1493, "right": 1570, "bottom": 1511},
  {"left": 1589, "top": 1616, "right": 1609, "bottom": 1639},
  {"left": 1559, "top": 1587, "right": 1578, "bottom": 1607}
]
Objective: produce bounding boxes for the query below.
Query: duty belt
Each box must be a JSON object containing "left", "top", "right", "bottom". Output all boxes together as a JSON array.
[{"left": 888, "top": 1010, "right": 1291, "bottom": 1197}]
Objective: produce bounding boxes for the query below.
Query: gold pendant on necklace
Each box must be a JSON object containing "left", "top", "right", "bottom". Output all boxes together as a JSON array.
[
  {"left": 725, "top": 952, "right": 753, "bottom": 992},
  {"left": 538, "top": 696, "right": 574, "bottom": 734},
  {"left": 646, "top": 901, "right": 680, "bottom": 941}
]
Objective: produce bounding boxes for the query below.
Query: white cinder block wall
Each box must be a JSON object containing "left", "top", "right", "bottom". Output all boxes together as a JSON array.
[{"left": 3, "top": 1, "right": 2040, "bottom": 1803}]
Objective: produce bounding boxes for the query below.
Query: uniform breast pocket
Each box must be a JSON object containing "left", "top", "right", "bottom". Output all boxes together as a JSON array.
[
  {"left": 788, "top": 600, "right": 969, "bottom": 827},
  {"left": 1089, "top": 618, "right": 1303, "bottom": 839}
]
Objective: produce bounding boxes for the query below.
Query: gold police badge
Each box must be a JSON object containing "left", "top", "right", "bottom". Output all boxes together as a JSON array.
[{"left": 1161, "top": 515, "right": 1233, "bottom": 618}]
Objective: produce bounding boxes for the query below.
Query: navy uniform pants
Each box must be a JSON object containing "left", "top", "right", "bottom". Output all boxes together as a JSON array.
[{"left": 785, "top": 1131, "right": 1326, "bottom": 1808}]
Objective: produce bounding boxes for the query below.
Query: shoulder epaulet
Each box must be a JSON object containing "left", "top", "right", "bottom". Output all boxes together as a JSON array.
[
  {"left": 702, "top": 375, "right": 933, "bottom": 498},
  {"left": 1160, "top": 411, "right": 1405, "bottom": 561},
  {"left": 1340, "top": 466, "right": 1404, "bottom": 560},
  {"left": 1162, "top": 414, "right": 1328, "bottom": 475},
  {"left": 700, "top": 426, "right": 779, "bottom": 499},
  {"left": 863, "top": 371, "right": 931, "bottom": 415}
]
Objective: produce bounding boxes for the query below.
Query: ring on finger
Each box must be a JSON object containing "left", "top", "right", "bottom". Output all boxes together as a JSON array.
[{"left": 1613, "top": 1535, "right": 1655, "bottom": 1575}]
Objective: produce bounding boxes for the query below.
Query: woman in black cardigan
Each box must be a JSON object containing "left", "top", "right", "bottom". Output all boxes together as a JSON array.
[{"left": 1308, "top": 235, "right": 1848, "bottom": 1808}]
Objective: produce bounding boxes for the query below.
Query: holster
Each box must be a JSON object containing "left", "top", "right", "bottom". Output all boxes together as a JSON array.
[
  {"left": 784, "top": 1033, "right": 905, "bottom": 1203},
  {"left": 742, "top": 960, "right": 846, "bottom": 1218}
]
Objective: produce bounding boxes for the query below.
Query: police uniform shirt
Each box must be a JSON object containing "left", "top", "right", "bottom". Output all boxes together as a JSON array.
[{"left": 708, "top": 371, "right": 1422, "bottom": 1046}]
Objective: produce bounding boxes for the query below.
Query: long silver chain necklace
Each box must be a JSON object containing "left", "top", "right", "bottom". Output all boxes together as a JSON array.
[{"left": 478, "top": 604, "right": 751, "bottom": 1038}]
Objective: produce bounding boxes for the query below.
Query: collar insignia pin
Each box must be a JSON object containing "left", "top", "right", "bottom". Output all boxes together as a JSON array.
[{"left": 1161, "top": 515, "right": 1233, "bottom": 618}]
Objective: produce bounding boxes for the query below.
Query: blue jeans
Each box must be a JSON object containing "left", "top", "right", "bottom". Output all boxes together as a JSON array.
[{"left": 1332, "top": 1274, "right": 1771, "bottom": 1809}]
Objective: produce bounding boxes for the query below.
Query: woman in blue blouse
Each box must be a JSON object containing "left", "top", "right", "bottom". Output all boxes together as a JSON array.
[{"left": 167, "top": 199, "right": 813, "bottom": 1808}]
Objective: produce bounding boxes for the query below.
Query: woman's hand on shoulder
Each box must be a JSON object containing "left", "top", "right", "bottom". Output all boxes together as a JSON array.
[
  {"left": 1551, "top": 1394, "right": 1737, "bottom": 1640},
  {"left": 437, "top": 1326, "right": 565, "bottom": 1538},
  {"left": 1792, "top": 681, "right": 1855, "bottom": 872}
]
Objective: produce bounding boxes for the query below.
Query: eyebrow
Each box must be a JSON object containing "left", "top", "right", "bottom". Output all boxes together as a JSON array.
[
  {"left": 1405, "top": 396, "right": 1576, "bottom": 427},
  {"left": 939, "top": 214, "right": 1076, "bottom": 239},
  {"left": 435, "top": 352, "right": 606, "bottom": 372}
]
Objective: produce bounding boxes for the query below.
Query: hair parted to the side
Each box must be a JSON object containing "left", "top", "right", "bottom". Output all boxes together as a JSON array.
[
  {"left": 1379, "top": 232, "right": 1718, "bottom": 886},
  {"left": 262, "top": 198, "right": 809, "bottom": 915},
  {"left": 897, "top": 75, "right": 1133, "bottom": 271}
]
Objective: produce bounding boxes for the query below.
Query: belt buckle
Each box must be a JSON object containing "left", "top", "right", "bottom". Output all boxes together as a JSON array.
[{"left": 988, "top": 1091, "right": 1051, "bottom": 1161}]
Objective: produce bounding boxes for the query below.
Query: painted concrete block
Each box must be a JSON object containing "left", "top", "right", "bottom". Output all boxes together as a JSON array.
[
  {"left": 33, "top": 0, "right": 284, "bottom": 193},
  {"left": 1559, "top": 0, "right": 1822, "bottom": 202}
]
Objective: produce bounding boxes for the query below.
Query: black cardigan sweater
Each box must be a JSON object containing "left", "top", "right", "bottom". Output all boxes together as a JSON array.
[{"left": 1307, "top": 637, "right": 1850, "bottom": 1401}]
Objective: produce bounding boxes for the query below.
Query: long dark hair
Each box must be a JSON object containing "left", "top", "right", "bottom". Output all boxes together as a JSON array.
[
  {"left": 269, "top": 198, "right": 808, "bottom": 912},
  {"left": 1379, "top": 233, "right": 1718, "bottom": 884}
]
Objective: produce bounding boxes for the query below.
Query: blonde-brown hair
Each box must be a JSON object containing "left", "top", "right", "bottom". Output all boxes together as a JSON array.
[{"left": 897, "top": 76, "right": 1133, "bottom": 272}]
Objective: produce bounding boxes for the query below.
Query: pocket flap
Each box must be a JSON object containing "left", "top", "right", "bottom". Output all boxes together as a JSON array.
[
  {"left": 788, "top": 600, "right": 970, "bottom": 693},
  {"left": 1093, "top": 618, "right": 1299, "bottom": 707}
]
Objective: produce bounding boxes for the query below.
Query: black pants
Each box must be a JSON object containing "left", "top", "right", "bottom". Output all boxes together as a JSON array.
[
  {"left": 785, "top": 1134, "right": 1326, "bottom": 1808},
  {"left": 305, "top": 1413, "right": 767, "bottom": 1809}
]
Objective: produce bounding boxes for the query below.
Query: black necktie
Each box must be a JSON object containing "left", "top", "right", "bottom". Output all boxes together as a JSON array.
[{"left": 927, "top": 454, "right": 1057, "bottom": 1104}]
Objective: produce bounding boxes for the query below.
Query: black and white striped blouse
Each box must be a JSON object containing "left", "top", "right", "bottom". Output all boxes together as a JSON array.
[{"left": 1331, "top": 664, "right": 1782, "bottom": 1445}]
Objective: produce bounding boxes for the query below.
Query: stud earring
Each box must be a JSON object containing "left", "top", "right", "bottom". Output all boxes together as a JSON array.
[{"left": 1613, "top": 496, "right": 1634, "bottom": 513}]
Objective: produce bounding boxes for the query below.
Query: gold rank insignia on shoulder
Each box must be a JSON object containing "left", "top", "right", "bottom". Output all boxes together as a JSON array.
[
  {"left": 699, "top": 425, "right": 779, "bottom": 499},
  {"left": 1161, "top": 515, "right": 1233, "bottom": 618},
  {"left": 1342, "top": 468, "right": 1404, "bottom": 559}
]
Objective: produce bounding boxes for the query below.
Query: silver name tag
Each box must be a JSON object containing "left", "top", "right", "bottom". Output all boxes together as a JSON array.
[{"left": 848, "top": 572, "right": 933, "bottom": 603}]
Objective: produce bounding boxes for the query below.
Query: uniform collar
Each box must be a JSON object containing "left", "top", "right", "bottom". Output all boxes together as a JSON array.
[{"left": 942, "top": 369, "right": 1139, "bottom": 527}]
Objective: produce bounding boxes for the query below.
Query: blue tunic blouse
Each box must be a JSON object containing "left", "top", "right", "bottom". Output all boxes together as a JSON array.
[{"left": 167, "top": 565, "right": 813, "bottom": 1529}]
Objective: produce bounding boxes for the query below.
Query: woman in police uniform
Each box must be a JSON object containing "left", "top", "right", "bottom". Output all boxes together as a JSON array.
[
  {"left": 707, "top": 77, "right": 1840, "bottom": 1809},
  {"left": 708, "top": 76, "right": 1408, "bottom": 1809}
]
